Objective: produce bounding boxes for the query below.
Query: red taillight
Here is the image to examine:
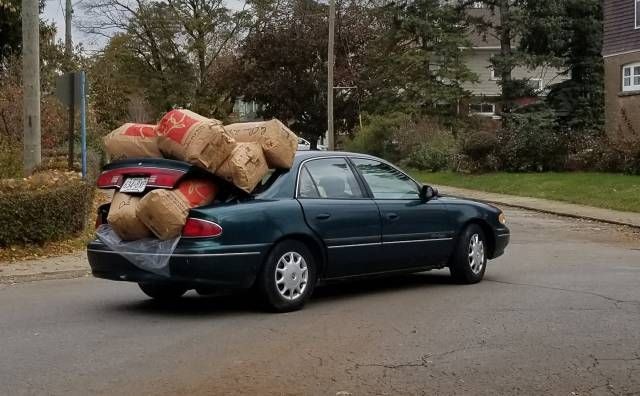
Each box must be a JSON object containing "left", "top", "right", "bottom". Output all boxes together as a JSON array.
[
  {"left": 147, "top": 171, "right": 184, "bottom": 188},
  {"left": 182, "top": 218, "right": 223, "bottom": 238},
  {"left": 96, "top": 167, "right": 186, "bottom": 189},
  {"left": 96, "top": 170, "right": 123, "bottom": 188}
]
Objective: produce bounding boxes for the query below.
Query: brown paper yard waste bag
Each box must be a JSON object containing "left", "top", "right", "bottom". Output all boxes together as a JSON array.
[
  {"left": 156, "top": 109, "right": 236, "bottom": 173},
  {"left": 103, "top": 123, "right": 161, "bottom": 160},
  {"left": 137, "top": 179, "right": 218, "bottom": 240},
  {"left": 215, "top": 143, "right": 269, "bottom": 193},
  {"left": 224, "top": 119, "right": 298, "bottom": 169},
  {"left": 107, "top": 192, "right": 152, "bottom": 240}
]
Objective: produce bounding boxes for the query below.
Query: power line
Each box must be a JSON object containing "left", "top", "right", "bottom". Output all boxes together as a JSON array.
[{"left": 58, "top": 0, "right": 66, "bottom": 18}]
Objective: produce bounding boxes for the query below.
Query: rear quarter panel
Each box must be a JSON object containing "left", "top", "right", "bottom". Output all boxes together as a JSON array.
[{"left": 188, "top": 198, "right": 320, "bottom": 255}]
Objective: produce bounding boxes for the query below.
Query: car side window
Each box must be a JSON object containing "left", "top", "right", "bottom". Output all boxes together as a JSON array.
[
  {"left": 299, "top": 158, "right": 364, "bottom": 199},
  {"left": 298, "top": 167, "right": 320, "bottom": 198},
  {"left": 352, "top": 158, "right": 419, "bottom": 199}
]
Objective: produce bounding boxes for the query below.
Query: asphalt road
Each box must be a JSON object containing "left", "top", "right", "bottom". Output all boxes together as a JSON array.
[{"left": 1, "top": 208, "right": 640, "bottom": 396}]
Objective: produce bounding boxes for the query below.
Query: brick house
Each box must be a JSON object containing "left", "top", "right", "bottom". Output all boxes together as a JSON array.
[{"left": 603, "top": 0, "right": 640, "bottom": 137}]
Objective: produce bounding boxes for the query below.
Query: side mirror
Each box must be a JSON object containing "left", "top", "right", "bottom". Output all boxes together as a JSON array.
[{"left": 420, "top": 185, "right": 438, "bottom": 201}]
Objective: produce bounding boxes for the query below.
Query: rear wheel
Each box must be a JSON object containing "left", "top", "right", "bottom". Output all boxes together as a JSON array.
[
  {"left": 138, "top": 282, "right": 188, "bottom": 301},
  {"left": 257, "top": 240, "right": 317, "bottom": 312},
  {"left": 449, "top": 224, "right": 487, "bottom": 284}
]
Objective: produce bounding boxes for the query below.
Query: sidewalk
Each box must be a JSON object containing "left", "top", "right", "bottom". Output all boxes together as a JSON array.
[
  {"left": 0, "top": 251, "right": 89, "bottom": 284},
  {"left": 436, "top": 185, "right": 640, "bottom": 229}
]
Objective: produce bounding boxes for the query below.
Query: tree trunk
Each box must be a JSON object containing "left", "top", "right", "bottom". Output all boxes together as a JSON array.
[{"left": 197, "top": 32, "right": 207, "bottom": 110}]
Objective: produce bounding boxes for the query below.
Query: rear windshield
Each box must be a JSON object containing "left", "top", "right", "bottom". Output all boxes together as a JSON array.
[{"left": 251, "top": 169, "right": 283, "bottom": 195}]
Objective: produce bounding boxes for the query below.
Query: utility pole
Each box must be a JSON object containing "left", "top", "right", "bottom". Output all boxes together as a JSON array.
[
  {"left": 22, "top": 0, "right": 41, "bottom": 175},
  {"left": 65, "top": 0, "right": 75, "bottom": 169},
  {"left": 327, "top": 0, "right": 335, "bottom": 150},
  {"left": 497, "top": 0, "right": 514, "bottom": 117}
]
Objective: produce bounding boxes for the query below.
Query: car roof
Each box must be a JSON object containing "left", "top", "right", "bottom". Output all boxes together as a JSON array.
[
  {"left": 258, "top": 150, "right": 415, "bottom": 199},
  {"left": 294, "top": 150, "right": 378, "bottom": 161}
]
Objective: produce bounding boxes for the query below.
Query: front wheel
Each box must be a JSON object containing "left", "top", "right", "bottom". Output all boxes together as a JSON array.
[
  {"left": 257, "top": 240, "right": 317, "bottom": 312},
  {"left": 138, "top": 282, "right": 188, "bottom": 301},
  {"left": 449, "top": 224, "right": 487, "bottom": 284}
]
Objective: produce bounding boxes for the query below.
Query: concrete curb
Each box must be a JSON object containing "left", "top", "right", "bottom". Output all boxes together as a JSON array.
[
  {"left": 436, "top": 185, "right": 640, "bottom": 230},
  {"left": 0, "top": 251, "right": 90, "bottom": 284},
  {"left": 0, "top": 269, "right": 90, "bottom": 284},
  {"left": 462, "top": 197, "right": 640, "bottom": 229}
]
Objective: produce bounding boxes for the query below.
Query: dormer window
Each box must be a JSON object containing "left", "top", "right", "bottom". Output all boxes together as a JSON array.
[{"left": 622, "top": 63, "right": 640, "bottom": 92}]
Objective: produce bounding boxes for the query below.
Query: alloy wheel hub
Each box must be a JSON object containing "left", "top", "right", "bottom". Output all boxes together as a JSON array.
[
  {"left": 275, "top": 252, "right": 308, "bottom": 300},
  {"left": 468, "top": 234, "right": 485, "bottom": 275}
]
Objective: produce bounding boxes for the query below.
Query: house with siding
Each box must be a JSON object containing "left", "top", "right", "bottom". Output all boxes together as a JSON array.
[
  {"left": 603, "top": 0, "right": 640, "bottom": 136},
  {"left": 231, "top": 98, "right": 262, "bottom": 122},
  {"left": 459, "top": 5, "right": 569, "bottom": 117}
]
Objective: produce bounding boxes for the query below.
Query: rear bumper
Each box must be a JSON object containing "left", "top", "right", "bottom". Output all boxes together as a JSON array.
[{"left": 87, "top": 240, "right": 267, "bottom": 288}]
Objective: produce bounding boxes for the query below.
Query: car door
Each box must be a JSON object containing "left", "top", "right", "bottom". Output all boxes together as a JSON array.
[
  {"left": 350, "top": 157, "right": 455, "bottom": 270},
  {"left": 296, "top": 157, "right": 383, "bottom": 278}
]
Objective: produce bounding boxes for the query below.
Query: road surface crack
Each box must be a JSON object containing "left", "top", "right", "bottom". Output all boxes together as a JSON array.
[
  {"left": 486, "top": 279, "right": 640, "bottom": 307},
  {"left": 355, "top": 346, "right": 486, "bottom": 370}
]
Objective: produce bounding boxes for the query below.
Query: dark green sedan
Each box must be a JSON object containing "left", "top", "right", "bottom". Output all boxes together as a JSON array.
[{"left": 88, "top": 151, "right": 510, "bottom": 312}]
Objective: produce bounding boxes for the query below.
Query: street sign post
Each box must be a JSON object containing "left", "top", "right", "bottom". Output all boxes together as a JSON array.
[
  {"left": 79, "top": 71, "right": 87, "bottom": 178},
  {"left": 54, "top": 72, "right": 86, "bottom": 108},
  {"left": 54, "top": 71, "right": 88, "bottom": 178}
]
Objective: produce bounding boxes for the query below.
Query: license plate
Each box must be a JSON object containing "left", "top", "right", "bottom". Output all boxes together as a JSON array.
[{"left": 120, "top": 177, "right": 148, "bottom": 193}]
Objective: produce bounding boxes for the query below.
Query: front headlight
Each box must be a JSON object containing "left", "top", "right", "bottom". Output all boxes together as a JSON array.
[{"left": 498, "top": 212, "right": 507, "bottom": 225}]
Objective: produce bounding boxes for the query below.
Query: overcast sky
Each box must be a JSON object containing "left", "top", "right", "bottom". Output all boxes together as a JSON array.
[
  {"left": 42, "top": 0, "right": 247, "bottom": 52},
  {"left": 42, "top": 0, "right": 108, "bottom": 51}
]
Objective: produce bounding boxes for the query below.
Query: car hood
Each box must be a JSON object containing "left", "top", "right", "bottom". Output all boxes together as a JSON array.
[{"left": 436, "top": 195, "right": 503, "bottom": 214}]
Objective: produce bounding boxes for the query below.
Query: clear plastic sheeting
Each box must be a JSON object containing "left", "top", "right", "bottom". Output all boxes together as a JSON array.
[{"left": 96, "top": 224, "right": 180, "bottom": 277}]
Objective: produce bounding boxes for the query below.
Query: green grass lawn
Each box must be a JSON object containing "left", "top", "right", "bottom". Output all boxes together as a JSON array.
[{"left": 412, "top": 171, "right": 640, "bottom": 213}]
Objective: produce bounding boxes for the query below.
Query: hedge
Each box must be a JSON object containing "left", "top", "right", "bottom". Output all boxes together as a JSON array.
[{"left": 0, "top": 172, "right": 95, "bottom": 245}]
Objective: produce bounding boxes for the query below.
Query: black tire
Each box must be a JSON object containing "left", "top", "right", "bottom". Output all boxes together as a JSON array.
[
  {"left": 449, "top": 224, "right": 488, "bottom": 284},
  {"left": 138, "top": 282, "right": 188, "bottom": 301},
  {"left": 257, "top": 240, "right": 317, "bottom": 312}
]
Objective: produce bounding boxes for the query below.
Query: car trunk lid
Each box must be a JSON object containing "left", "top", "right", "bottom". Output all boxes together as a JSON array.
[{"left": 96, "top": 158, "right": 205, "bottom": 192}]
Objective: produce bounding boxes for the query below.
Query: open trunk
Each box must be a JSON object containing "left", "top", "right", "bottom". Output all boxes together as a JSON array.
[{"left": 95, "top": 158, "right": 239, "bottom": 227}]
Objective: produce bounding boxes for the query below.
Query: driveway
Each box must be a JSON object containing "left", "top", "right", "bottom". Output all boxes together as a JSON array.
[{"left": 1, "top": 208, "right": 639, "bottom": 395}]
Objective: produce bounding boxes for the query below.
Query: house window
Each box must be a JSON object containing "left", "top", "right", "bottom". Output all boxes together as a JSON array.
[
  {"left": 444, "top": 0, "right": 485, "bottom": 7},
  {"left": 469, "top": 102, "right": 496, "bottom": 116},
  {"left": 489, "top": 68, "right": 500, "bottom": 81},
  {"left": 622, "top": 63, "right": 640, "bottom": 92},
  {"left": 528, "top": 78, "right": 544, "bottom": 93},
  {"left": 636, "top": 0, "right": 640, "bottom": 29}
]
